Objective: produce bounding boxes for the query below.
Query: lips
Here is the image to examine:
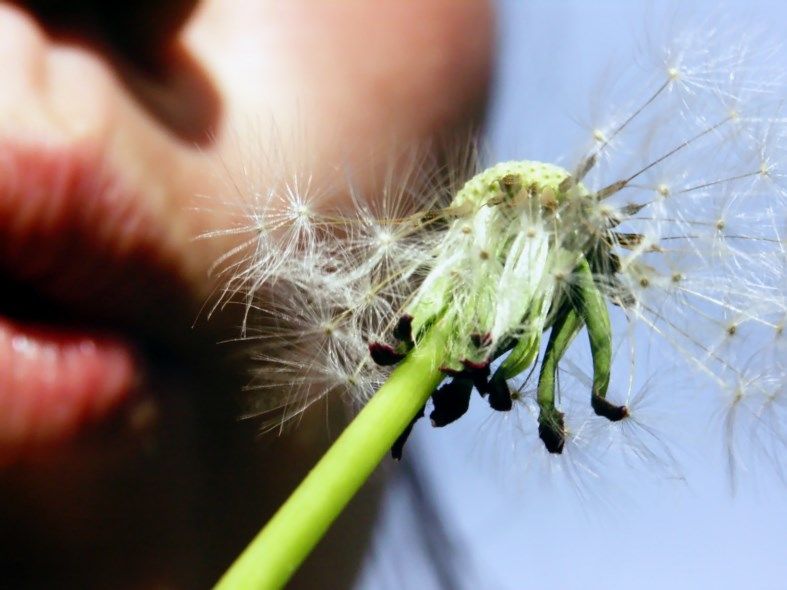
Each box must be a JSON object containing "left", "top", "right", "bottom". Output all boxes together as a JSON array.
[
  {"left": 0, "top": 140, "right": 201, "bottom": 464},
  {"left": 0, "top": 317, "right": 135, "bottom": 462}
]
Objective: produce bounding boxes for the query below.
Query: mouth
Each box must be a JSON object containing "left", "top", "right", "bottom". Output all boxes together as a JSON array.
[{"left": 0, "top": 140, "right": 208, "bottom": 465}]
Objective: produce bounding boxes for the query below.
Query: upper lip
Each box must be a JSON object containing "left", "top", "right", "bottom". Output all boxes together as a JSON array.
[{"left": 0, "top": 139, "right": 202, "bottom": 342}]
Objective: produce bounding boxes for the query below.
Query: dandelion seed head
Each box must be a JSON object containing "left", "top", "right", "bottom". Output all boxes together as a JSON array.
[{"left": 208, "top": 11, "right": 787, "bottom": 478}]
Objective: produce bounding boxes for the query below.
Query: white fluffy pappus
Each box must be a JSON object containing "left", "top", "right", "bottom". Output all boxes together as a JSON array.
[{"left": 204, "top": 15, "right": 786, "bottom": 478}]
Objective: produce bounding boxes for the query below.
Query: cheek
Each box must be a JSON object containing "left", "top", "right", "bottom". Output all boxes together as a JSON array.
[
  {"left": 190, "top": 0, "right": 494, "bottom": 194},
  {"left": 282, "top": 0, "right": 495, "bottom": 143}
]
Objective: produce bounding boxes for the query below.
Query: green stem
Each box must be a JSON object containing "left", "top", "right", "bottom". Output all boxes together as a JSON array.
[{"left": 215, "top": 323, "right": 449, "bottom": 590}]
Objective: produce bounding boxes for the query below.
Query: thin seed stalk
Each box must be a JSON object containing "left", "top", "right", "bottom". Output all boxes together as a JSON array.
[{"left": 216, "top": 322, "right": 450, "bottom": 590}]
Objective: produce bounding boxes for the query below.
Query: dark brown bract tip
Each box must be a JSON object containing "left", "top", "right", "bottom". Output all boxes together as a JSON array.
[
  {"left": 538, "top": 413, "right": 565, "bottom": 454},
  {"left": 591, "top": 395, "right": 629, "bottom": 421},
  {"left": 429, "top": 377, "right": 473, "bottom": 427},
  {"left": 369, "top": 342, "right": 404, "bottom": 366},
  {"left": 486, "top": 373, "right": 513, "bottom": 412}
]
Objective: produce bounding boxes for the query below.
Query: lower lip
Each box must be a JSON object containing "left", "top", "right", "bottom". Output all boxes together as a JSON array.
[{"left": 0, "top": 316, "right": 136, "bottom": 465}]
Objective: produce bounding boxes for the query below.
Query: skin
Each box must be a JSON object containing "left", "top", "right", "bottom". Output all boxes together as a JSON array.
[{"left": 0, "top": 1, "right": 493, "bottom": 588}]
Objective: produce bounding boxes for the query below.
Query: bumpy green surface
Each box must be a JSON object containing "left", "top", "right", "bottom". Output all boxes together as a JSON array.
[{"left": 451, "top": 160, "right": 582, "bottom": 209}]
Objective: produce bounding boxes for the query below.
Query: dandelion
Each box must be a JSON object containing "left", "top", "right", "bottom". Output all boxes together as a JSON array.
[{"left": 213, "top": 14, "right": 786, "bottom": 589}]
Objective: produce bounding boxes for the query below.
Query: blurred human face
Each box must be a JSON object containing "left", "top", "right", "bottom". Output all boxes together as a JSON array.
[{"left": 0, "top": 1, "right": 492, "bottom": 587}]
